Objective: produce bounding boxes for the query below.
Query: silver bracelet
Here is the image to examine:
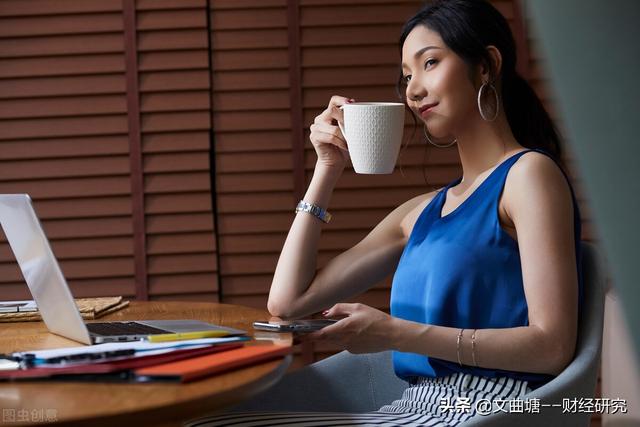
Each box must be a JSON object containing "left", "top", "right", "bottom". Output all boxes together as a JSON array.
[
  {"left": 295, "top": 200, "right": 332, "bottom": 224},
  {"left": 456, "top": 328, "right": 465, "bottom": 367}
]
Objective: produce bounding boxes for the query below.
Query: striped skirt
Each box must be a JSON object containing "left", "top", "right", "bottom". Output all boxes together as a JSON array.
[{"left": 185, "top": 372, "right": 532, "bottom": 427}]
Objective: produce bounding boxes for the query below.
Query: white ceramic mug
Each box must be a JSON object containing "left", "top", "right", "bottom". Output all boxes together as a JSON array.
[{"left": 338, "top": 102, "right": 405, "bottom": 174}]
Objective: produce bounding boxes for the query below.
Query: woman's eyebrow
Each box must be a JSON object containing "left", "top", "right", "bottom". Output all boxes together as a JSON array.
[{"left": 401, "top": 46, "right": 442, "bottom": 69}]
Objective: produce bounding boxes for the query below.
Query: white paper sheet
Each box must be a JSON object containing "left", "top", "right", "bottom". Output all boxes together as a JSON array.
[
  {"left": 0, "top": 300, "right": 38, "bottom": 313},
  {"left": 13, "top": 336, "right": 248, "bottom": 360}
]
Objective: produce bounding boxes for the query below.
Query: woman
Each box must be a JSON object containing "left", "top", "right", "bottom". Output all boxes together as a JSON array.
[{"left": 189, "top": 0, "right": 582, "bottom": 425}]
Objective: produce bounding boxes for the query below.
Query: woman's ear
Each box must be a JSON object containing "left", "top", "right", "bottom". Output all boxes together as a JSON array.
[{"left": 482, "top": 45, "right": 503, "bottom": 83}]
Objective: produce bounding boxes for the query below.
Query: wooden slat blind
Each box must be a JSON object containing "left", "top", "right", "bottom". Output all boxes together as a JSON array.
[
  {"left": 136, "top": 0, "right": 217, "bottom": 301},
  {"left": 0, "top": 0, "right": 135, "bottom": 299},
  {"left": 209, "top": 0, "right": 291, "bottom": 309},
  {"left": 0, "top": 0, "right": 218, "bottom": 302}
]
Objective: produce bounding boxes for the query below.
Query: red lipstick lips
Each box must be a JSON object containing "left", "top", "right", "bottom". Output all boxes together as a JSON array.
[{"left": 419, "top": 103, "right": 438, "bottom": 116}]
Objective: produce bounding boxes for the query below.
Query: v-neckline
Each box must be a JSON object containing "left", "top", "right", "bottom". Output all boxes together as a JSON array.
[{"left": 438, "top": 149, "right": 531, "bottom": 220}]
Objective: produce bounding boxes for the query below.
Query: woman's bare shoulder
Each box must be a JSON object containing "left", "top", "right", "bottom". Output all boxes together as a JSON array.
[
  {"left": 504, "top": 150, "right": 573, "bottom": 222},
  {"left": 506, "top": 151, "right": 570, "bottom": 195},
  {"left": 398, "top": 189, "right": 442, "bottom": 239}
]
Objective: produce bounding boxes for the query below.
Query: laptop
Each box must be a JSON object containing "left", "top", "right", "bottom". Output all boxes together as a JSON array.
[{"left": 0, "top": 194, "right": 245, "bottom": 345}]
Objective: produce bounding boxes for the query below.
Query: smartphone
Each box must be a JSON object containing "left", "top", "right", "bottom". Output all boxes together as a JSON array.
[{"left": 252, "top": 319, "right": 338, "bottom": 333}]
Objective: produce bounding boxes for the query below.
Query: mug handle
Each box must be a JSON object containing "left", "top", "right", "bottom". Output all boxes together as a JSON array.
[{"left": 337, "top": 105, "right": 348, "bottom": 145}]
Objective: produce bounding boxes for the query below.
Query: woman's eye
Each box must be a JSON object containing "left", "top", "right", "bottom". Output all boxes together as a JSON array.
[
  {"left": 402, "top": 59, "right": 437, "bottom": 83},
  {"left": 425, "top": 59, "right": 437, "bottom": 69}
]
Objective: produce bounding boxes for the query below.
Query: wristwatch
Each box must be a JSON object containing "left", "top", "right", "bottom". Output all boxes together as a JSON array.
[{"left": 295, "top": 200, "right": 332, "bottom": 224}]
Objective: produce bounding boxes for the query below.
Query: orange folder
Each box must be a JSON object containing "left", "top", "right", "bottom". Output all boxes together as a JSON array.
[{"left": 134, "top": 344, "right": 291, "bottom": 383}]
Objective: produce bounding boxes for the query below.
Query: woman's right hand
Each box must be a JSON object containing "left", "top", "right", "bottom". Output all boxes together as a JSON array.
[{"left": 309, "top": 95, "right": 354, "bottom": 171}]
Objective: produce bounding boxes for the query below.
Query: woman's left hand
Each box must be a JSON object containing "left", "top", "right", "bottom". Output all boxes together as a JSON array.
[{"left": 306, "top": 303, "right": 396, "bottom": 354}]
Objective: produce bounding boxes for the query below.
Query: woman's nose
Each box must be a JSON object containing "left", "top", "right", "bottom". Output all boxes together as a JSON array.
[{"left": 406, "top": 79, "right": 426, "bottom": 102}]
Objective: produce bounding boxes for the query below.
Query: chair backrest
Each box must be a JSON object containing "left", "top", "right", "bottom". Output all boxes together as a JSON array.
[{"left": 462, "top": 241, "right": 606, "bottom": 426}]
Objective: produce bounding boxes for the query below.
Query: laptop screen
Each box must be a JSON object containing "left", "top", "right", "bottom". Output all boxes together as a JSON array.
[{"left": 0, "top": 194, "right": 92, "bottom": 344}]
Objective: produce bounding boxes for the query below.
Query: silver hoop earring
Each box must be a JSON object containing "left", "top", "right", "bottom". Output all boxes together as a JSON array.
[
  {"left": 423, "top": 125, "right": 457, "bottom": 148},
  {"left": 477, "top": 82, "right": 499, "bottom": 121}
]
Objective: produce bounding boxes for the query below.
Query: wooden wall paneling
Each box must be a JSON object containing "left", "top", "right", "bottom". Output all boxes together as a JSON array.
[
  {"left": 209, "top": 0, "right": 291, "bottom": 310},
  {"left": 209, "top": 0, "right": 317, "bottom": 365},
  {"left": 0, "top": 0, "right": 122, "bottom": 17},
  {"left": 0, "top": 0, "right": 137, "bottom": 299},
  {"left": 0, "top": 0, "right": 219, "bottom": 303},
  {"left": 123, "top": 0, "right": 148, "bottom": 301},
  {"left": 136, "top": 0, "right": 218, "bottom": 301}
]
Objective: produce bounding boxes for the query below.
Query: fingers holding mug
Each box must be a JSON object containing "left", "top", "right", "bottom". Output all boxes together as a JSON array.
[
  {"left": 316, "top": 96, "right": 355, "bottom": 126},
  {"left": 309, "top": 95, "right": 356, "bottom": 170},
  {"left": 328, "top": 95, "right": 355, "bottom": 110},
  {"left": 309, "top": 122, "right": 348, "bottom": 152}
]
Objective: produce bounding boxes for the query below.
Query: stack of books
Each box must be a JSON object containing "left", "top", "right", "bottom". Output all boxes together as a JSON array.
[{"left": 0, "top": 332, "right": 291, "bottom": 383}]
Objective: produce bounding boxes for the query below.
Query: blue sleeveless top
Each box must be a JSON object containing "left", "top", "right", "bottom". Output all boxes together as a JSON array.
[{"left": 390, "top": 148, "right": 583, "bottom": 390}]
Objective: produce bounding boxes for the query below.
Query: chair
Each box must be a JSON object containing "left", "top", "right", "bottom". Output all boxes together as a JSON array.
[
  {"left": 460, "top": 241, "right": 606, "bottom": 426},
  {"left": 229, "top": 348, "right": 409, "bottom": 413},
  {"left": 229, "top": 242, "right": 605, "bottom": 426}
]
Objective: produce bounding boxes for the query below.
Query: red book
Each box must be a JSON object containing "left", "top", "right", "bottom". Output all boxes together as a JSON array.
[{"left": 134, "top": 344, "right": 291, "bottom": 383}]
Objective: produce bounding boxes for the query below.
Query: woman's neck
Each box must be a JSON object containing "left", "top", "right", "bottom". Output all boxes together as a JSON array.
[{"left": 453, "top": 112, "right": 522, "bottom": 185}]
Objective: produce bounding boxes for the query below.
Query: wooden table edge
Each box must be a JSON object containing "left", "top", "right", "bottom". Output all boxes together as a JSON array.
[
  {"left": 39, "top": 355, "right": 292, "bottom": 427},
  {"left": 2, "top": 302, "right": 294, "bottom": 427}
]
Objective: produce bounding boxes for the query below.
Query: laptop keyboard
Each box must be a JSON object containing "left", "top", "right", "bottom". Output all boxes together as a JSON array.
[{"left": 87, "top": 322, "right": 169, "bottom": 336}]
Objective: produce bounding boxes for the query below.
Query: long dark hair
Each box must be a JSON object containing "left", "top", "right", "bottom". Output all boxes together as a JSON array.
[{"left": 397, "top": 0, "right": 563, "bottom": 163}]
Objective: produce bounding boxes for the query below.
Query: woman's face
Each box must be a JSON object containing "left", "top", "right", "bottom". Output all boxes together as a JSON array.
[{"left": 401, "top": 25, "right": 480, "bottom": 138}]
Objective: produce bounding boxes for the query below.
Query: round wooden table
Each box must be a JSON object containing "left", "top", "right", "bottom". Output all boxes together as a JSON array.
[{"left": 0, "top": 301, "right": 293, "bottom": 427}]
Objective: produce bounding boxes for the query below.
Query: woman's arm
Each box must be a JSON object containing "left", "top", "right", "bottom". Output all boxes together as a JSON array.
[
  {"left": 390, "top": 321, "right": 566, "bottom": 376},
  {"left": 315, "top": 304, "right": 567, "bottom": 375},
  {"left": 315, "top": 152, "right": 579, "bottom": 376},
  {"left": 268, "top": 95, "right": 436, "bottom": 319},
  {"left": 396, "top": 152, "right": 578, "bottom": 375},
  {"left": 268, "top": 175, "right": 432, "bottom": 319}
]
